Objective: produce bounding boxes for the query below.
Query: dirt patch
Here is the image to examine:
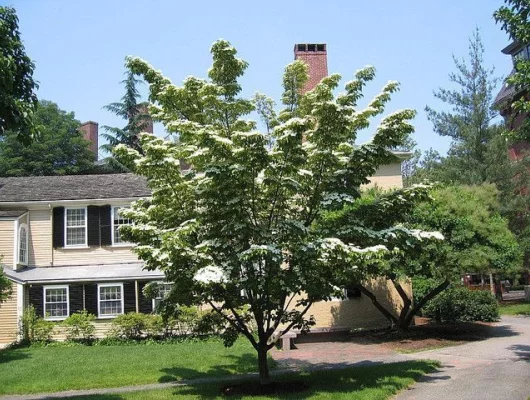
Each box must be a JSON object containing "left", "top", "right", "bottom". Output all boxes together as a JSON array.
[
  {"left": 357, "top": 320, "right": 498, "bottom": 353},
  {"left": 222, "top": 381, "right": 308, "bottom": 396}
]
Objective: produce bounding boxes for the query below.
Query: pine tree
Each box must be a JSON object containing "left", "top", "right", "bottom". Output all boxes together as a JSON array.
[{"left": 101, "top": 70, "right": 150, "bottom": 170}]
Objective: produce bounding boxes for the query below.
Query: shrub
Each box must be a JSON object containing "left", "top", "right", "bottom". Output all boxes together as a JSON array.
[
  {"left": 20, "top": 305, "right": 55, "bottom": 342},
  {"left": 108, "top": 313, "right": 147, "bottom": 339},
  {"left": 144, "top": 314, "right": 165, "bottom": 337},
  {"left": 423, "top": 287, "right": 500, "bottom": 322},
  {"left": 62, "top": 310, "right": 96, "bottom": 341}
]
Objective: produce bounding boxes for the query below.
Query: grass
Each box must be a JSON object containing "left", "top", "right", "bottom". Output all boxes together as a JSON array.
[
  {"left": 0, "top": 339, "right": 268, "bottom": 395},
  {"left": 499, "top": 301, "right": 530, "bottom": 316},
  {"left": 62, "top": 360, "right": 440, "bottom": 400}
]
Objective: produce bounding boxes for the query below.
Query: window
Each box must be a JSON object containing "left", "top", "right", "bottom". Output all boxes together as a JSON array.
[
  {"left": 18, "top": 224, "right": 28, "bottom": 265},
  {"left": 112, "top": 207, "right": 132, "bottom": 245},
  {"left": 43, "top": 285, "right": 69, "bottom": 320},
  {"left": 98, "top": 283, "right": 124, "bottom": 318},
  {"left": 152, "top": 283, "right": 172, "bottom": 312},
  {"left": 65, "top": 207, "right": 87, "bottom": 247}
]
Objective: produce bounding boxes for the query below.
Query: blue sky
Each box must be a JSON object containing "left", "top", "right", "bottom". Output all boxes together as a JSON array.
[{"left": 9, "top": 0, "right": 513, "bottom": 159}]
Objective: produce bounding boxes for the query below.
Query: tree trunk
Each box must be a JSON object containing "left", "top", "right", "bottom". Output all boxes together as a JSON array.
[{"left": 257, "top": 343, "right": 270, "bottom": 385}]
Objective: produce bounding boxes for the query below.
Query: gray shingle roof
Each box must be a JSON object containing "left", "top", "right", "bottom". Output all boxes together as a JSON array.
[
  {"left": 0, "top": 209, "right": 28, "bottom": 217},
  {"left": 0, "top": 174, "right": 150, "bottom": 202},
  {"left": 3, "top": 262, "right": 164, "bottom": 284}
]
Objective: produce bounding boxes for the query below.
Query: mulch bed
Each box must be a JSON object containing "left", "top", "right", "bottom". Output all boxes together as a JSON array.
[{"left": 356, "top": 319, "right": 497, "bottom": 352}]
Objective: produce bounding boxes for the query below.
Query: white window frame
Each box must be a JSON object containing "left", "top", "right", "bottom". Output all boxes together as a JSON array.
[
  {"left": 43, "top": 285, "right": 70, "bottom": 321},
  {"left": 17, "top": 223, "right": 29, "bottom": 265},
  {"left": 111, "top": 206, "right": 132, "bottom": 246},
  {"left": 152, "top": 282, "right": 173, "bottom": 312},
  {"left": 64, "top": 207, "right": 88, "bottom": 248},
  {"left": 97, "top": 283, "right": 124, "bottom": 318}
]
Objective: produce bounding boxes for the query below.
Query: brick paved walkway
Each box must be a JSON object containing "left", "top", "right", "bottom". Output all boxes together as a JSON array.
[{"left": 271, "top": 338, "right": 408, "bottom": 369}]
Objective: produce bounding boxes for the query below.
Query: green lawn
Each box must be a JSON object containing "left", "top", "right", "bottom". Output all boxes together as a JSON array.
[
  {"left": 500, "top": 302, "right": 530, "bottom": 316},
  {"left": 65, "top": 361, "right": 440, "bottom": 400},
  {"left": 0, "top": 339, "right": 265, "bottom": 395}
]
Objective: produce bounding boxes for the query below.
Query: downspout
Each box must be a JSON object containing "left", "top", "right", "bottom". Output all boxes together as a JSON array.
[
  {"left": 49, "top": 204, "right": 54, "bottom": 267},
  {"left": 135, "top": 280, "right": 139, "bottom": 313}
]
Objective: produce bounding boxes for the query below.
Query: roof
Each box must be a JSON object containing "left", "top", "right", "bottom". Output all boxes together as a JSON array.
[
  {"left": 3, "top": 262, "right": 164, "bottom": 284},
  {"left": 494, "top": 70, "right": 518, "bottom": 106},
  {"left": 0, "top": 174, "right": 150, "bottom": 203},
  {"left": 0, "top": 209, "right": 27, "bottom": 218}
]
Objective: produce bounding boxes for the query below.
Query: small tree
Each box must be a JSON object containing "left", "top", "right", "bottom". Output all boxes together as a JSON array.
[
  {"left": 322, "top": 184, "right": 519, "bottom": 330},
  {"left": 116, "top": 40, "right": 427, "bottom": 383},
  {"left": 0, "top": 100, "right": 96, "bottom": 176},
  {"left": 0, "top": 6, "right": 38, "bottom": 141},
  {"left": 0, "top": 259, "right": 12, "bottom": 303}
]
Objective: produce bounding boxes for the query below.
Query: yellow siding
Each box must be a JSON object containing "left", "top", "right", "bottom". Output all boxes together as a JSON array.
[
  {"left": 287, "top": 278, "right": 411, "bottom": 331},
  {"left": 0, "top": 283, "right": 18, "bottom": 344},
  {"left": 52, "top": 320, "right": 112, "bottom": 341},
  {"left": 0, "top": 220, "right": 14, "bottom": 267},
  {"left": 28, "top": 210, "right": 52, "bottom": 267},
  {"left": 53, "top": 246, "right": 139, "bottom": 266},
  {"left": 365, "top": 163, "right": 403, "bottom": 190}
]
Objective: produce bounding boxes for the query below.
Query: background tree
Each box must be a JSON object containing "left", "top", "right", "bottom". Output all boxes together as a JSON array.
[
  {"left": 101, "top": 69, "right": 150, "bottom": 171},
  {"left": 0, "top": 7, "right": 38, "bottom": 142},
  {"left": 0, "top": 100, "right": 95, "bottom": 176},
  {"left": 322, "top": 184, "right": 519, "bottom": 330},
  {"left": 115, "top": 40, "right": 430, "bottom": 384},
  {"left": 413, "top": 30, "right": 503, "bottom": 185}
]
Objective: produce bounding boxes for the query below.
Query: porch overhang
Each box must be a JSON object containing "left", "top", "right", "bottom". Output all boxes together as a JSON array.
[{"left": 3, "top": 262, "right": 164, "bottom": 285}]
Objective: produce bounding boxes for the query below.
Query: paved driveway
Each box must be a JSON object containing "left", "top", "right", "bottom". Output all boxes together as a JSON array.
[{"left": 394, "top": 316, "right": 530, "bottom": 400}]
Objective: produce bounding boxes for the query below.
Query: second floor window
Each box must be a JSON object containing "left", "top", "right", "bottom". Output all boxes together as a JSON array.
[
  {"left": 18, "top": 224, "right": 28, "bottom": 265},
  {"left": 112, "top": 207, "right": 132, "bottom": 245},
  {"left": 65, "top": 207, "right": 87, "bottom": 247}
]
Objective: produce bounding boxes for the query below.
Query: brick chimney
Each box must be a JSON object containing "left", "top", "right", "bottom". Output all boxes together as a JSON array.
[
  {"left": 294, "top": 43, "right": 328, "bottom": 93},
  {"left": 136, "top": 103, "right": 154, "bottom": 134},
  {"left": 79, "top": 121, "right": 99, "bottom": 160}
]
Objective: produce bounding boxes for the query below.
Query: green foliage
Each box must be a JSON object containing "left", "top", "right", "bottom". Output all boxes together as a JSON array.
[
  {"left": 109, "top": 312, "right": 149, "bottom": 339},
  {"left": 411, "top": 185, "right": 521, "bottom": 277},
  {"left": 0, "top": 262, "right": 12, "bottom": 303},
  {"left": 411, "top": 277, "right": 440, "bottom": 306},
  {"left": 101, "top": 69, "right": 150, "bottom": 171},
  {"left": 115, "top": 39, "right": 418, "bottom": 381},
  {"left": 20, "top": 305, "right": 55, "bottom": 342},
  {"left": 423, "top": 287, "right": 500, "bottom": 322},
  {"left": 0, "top": 100, "right": 96, "bottom": 176},
  {"left": 494, "top": 1, "right": 530, "bottom": 140},
  {"left": 414, "top": 29, "right": 504, "bottom": 186},
  {"left": 0, "top": 6, "right": 38, "bottom": 141},
  {"left": 61, "top": 310, "right": 96, "bottom": 341}
]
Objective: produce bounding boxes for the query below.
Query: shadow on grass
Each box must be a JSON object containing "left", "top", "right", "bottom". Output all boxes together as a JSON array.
[
  {"left": 158, "top": 352, "right": 264, "bottom": 382},
  {"left": 63, "top": 360, "right": 442, "bottom": 400},
  {"left": 0, "top": 348, "right": 31, "bottom": 364}
]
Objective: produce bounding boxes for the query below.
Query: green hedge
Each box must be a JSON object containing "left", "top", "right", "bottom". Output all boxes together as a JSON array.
[{"left": 423, "top": 287, "right": 499, "bottom": 322}]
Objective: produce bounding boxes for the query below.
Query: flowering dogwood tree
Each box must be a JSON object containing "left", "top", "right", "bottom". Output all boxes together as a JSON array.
[{"left": 116, "top": 40, "right": 430, "bottom": 383}]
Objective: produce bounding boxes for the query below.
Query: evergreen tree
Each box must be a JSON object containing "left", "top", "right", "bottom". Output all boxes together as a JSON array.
[
  {"left": 0, "top": 100, "right": 95, "bottom": 176},
  {"left": 416, "top": 29, "right": 502, "bottom": 185},
  {"left": 101, "top": 70, "right": 150, "bottom": 170}
]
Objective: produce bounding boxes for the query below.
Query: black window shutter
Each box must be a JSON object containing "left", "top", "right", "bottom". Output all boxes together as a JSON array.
[
  {"left": 69, "top": 284, "right": 83, "bottom": 314},
  {"left": 87, "top": 206, "right": 101, "bottom": 246},
  {"left": 100, "top": 205, "right": 112, "bottom": 246},
  {"left": 84, "top": 284, "right": 98, "bottom": 316},
  {"left": 52, "top": 207, "right": 65, "bottom": 248},
  {"left": 29, "top": 286, "right": 44, "bottom": 317}
]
